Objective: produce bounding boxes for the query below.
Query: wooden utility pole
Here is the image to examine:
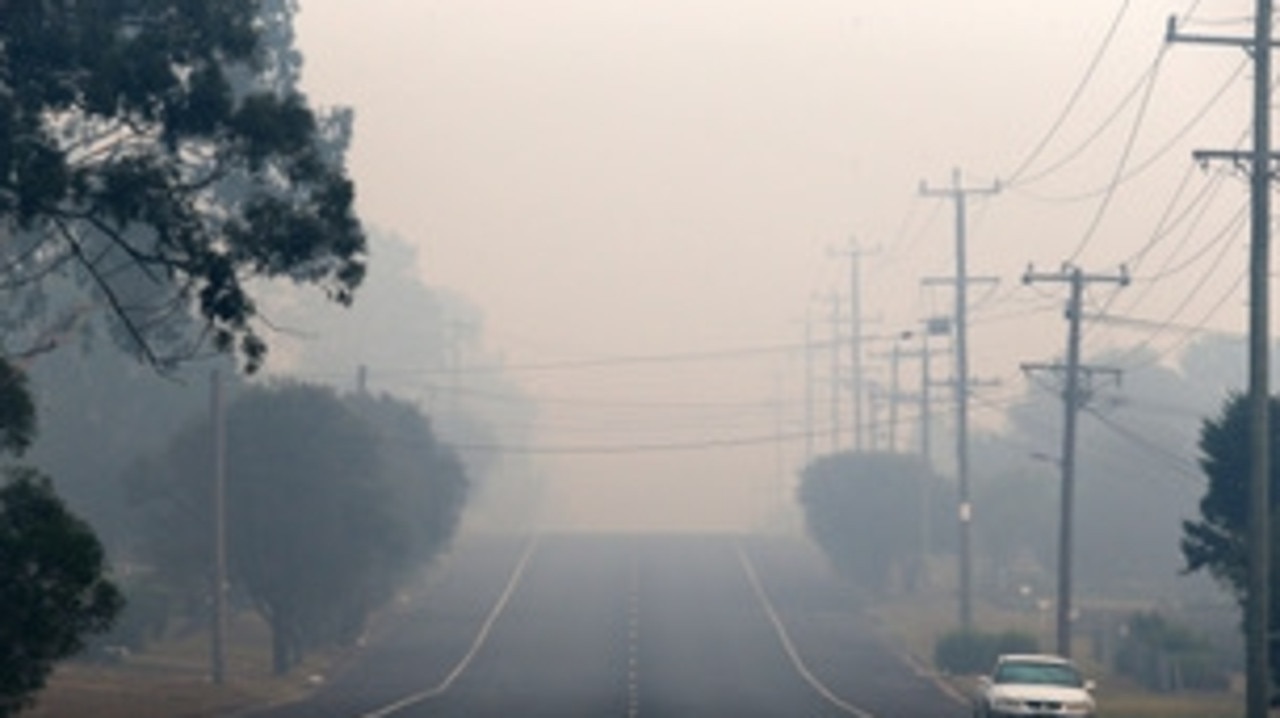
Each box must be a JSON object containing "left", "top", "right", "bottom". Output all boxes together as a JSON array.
[
  {"left": 1023, "top": 264, "right": 1128, "bottom": 658},
  {"left": 1168, "top": 9, "right": 1274, "bottom": 714},
  {"left": 919, "top": 169, "right": 1000, "bottom": 631},
  {"left": 804, "top": 311, "right": 816, "bottom": 465},
  {"left": 827, "top": 292, "right": 843, "bottom": 452},
  {"left": 209, "top": 370, "right": 227, "bottom": 686},
  {"left": 832, "top": 241, "right": 878, "bottom": 452}
]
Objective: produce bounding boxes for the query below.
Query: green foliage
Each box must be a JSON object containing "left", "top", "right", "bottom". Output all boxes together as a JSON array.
[
  {"left": 798, "top": 451, "right": 945, "bottom": 593},
  {"left": 0, "top": 0, "right": 365, "bottom": 373},
  {"left": 128, "top": 382, "right": 468, "bottom": 674},
  {"left": 934, "top": 629, "right": 1038, "bottom": 675},
  {"left": 0, "top": 468, "right": 122, "bottom": 717},
  {"left": 1114, "top": 611, "right": 1228, "bottom": 692},
  {"left": 0, "top": 361, "right": 35, "bottom": 455},
  {"left": 347, "top": 391, "right": 469, "bottom": 562},
  {"left": 1181, "top": 393, "right": 1280, "bottom": 679}
]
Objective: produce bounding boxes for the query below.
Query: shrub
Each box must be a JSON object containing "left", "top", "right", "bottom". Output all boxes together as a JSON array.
[
  {"left": 1114, "top": 611, "right": 1229, "bottom": 692},
  {"left": 935, "top": 629, "right": 1039, "bottom": 674}
]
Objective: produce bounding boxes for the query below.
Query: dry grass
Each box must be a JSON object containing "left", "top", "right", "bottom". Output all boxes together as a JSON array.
[
  {"left": 23, "top": 614, "right": 332, "bottom": 718},
  {"left": 871, "top": 592, "right": 1243, "bottom": 718}
]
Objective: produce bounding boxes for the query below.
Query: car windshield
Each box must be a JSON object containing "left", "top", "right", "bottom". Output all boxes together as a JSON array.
[{"left": 994, "top": 661, "right": 1084, "bottom": 688}]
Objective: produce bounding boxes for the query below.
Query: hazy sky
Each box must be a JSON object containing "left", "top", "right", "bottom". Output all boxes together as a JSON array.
[{"left": 294, "top": 1, "right": 1255, "bottom": 531}]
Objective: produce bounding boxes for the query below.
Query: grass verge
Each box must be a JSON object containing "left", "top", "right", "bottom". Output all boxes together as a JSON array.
[
  {"left": 871, "top": 591, "right": 1241, "bottom": 718},
  {"left": 23, "top": 613, "right": 334, "bottom": 718}
]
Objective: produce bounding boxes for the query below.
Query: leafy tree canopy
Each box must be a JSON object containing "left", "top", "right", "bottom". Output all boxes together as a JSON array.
[
  {"left": 1181, "top": 393, "right": 1280, "bottom": 680},
  {"left": 1, "top": 0, "right": 365, "bottom": 372},
  {"left": 0, "top": 467, "right": 122, "bottom": 717},
  {"left": 798, "top": 451, "right": 945, "bottom": 595},
  {"left": 128, "top": 382, "right": 468, "bottom": 674}
]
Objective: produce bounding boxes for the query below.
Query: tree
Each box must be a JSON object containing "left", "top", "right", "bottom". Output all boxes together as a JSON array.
[
  {"left": 798, "top": 451, "right": 946, "bottom": 595},
  {"left": 0, "top": 467, "right": 122, "bottom": 717},
  {"left": 129, "top": 382, "right": 468, "bottom": 674},
  {"left": 1, "top": 0, "right": 365, "bottom": 381},
  {"left": 1181, "top": 393, "right": 1280, "bottom": 682},
  {"left": 0, "top": 0, "right": 362, "bottom": 700},
  {"left": 347, "top": 390, "right": 468, "bottom": 566}
]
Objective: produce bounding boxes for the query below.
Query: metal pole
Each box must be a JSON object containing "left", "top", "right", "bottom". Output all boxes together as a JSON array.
[
  {"left": 952, "top": 169, "right": 974, "bottom": 631},
  {"left": 829, "top": 294, "right": 841, "bottom": 452},
  {"left": 1165, "top": 11, "right": 1272, "bottom": 713},
  {"left": 1056, "top": 268, "right": 1084, "bottom": 657},
  {"left": 804, "top": 315, "right": 815, "bottom": 464},
  {"left": 888, "top": 341, "right": 901, "bottom": 453},
  {"left": 850, "top": 248, "right": 864, "bottom": 452},
  {"left": 210, "top": 370, "right": 227, "bottom": 685},
  {"left": 1246, "top": 2, "right": 1272, "bottom": 713},
  {"left": 920, "top": 328, "right": 933, "bottom": 581},
  {"left": 921, "top": 169, "right": 999, "bottom": 632}
]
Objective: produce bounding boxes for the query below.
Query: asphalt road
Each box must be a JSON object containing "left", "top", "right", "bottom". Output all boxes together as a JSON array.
[{"left": 243, "top": 534, "right": 968, "bottom": 718}]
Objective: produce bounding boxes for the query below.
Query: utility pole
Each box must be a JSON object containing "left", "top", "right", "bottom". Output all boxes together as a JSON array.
[
  {"left": 1168, "top": 10, "right": 1275, "bottom": 715},
  {"left": 827, "top": 292, "right": 843, "bottom": 452},
  {"left": 919, "top": 168, "right": 1000, "bottom": 632},
  {"left": 804, "top": 311, "right": 816, "bottom": 465},
  {"left": 831, "top": 241, "right": 878, "bottom": 452},
  {"left": 869, "top": 333, "right": 914, "bottom": 453},
  {"left": 888, "top": 341, "right": 902, "bottom": 452},
  {"left": 209, "top": 370, "right": 227, "bottom": 686},
  {"left": 1023, "top": 264, "right": 1128, "bottom": 658}
]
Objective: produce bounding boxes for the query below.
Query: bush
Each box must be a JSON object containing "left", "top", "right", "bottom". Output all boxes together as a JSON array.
[
  {"left": 935, "top": 629, "right": 1039, "bottom": 675},
  {"left": 1114, "top": 611, "right": 1229, "bottom": 692}
]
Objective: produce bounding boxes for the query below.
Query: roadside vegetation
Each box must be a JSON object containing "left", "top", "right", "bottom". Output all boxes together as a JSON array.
[
  {"left": 0, "top": 2, "right": 524, "bottom": 715},
  {"left": 795, "top": 337, "right": 1268, "bottom": 715}
]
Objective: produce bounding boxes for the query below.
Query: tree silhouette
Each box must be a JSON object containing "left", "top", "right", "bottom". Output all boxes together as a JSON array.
[{"left": 0, "top": 468, "right": 122, "bottom": 716}]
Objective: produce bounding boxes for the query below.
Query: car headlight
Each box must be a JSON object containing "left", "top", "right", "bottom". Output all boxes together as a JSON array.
[
  {"left": 1063, "top": 699, "right": 1095, "bottom": 711},
  {"left": 991, "top": 697, "right": 1023, "bottom": 710}
]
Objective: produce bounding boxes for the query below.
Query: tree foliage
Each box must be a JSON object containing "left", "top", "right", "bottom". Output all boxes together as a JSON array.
[
  {"left": 0, "top": 468, "right": 122, "bottom": 717},
  {"left": 1, "top": 0, "right": 365, "bottom": 373},
  {"left": 0, "top": 0, "right": 365, "bottom": 703},
  {"left": 128, "top": 382, "right": 467, "bottom": 674},
  {"left": 1181, "top": 393, "right": 1280, "bottom": 681},
  {"left": 798, "top": 451, "right": 945, "bottom": 594}
]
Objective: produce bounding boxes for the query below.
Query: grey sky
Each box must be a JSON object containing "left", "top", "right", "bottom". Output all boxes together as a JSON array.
[{"left": 294, "top": 1, "right": 1253, "bottom": 531}]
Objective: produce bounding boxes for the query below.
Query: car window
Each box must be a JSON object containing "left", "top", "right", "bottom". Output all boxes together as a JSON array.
[{"left": 994, "top": 661, "right": 1084, "bottom": 688}]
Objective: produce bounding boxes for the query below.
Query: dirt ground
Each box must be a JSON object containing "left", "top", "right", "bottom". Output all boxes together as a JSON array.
[{"left": 22, "top": 616, "right": 328, "bottom": 718}]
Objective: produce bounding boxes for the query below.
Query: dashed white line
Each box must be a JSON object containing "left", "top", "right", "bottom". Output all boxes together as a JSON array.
[{"left": 627, "top": 556, "right": 641, "bottom": 718}]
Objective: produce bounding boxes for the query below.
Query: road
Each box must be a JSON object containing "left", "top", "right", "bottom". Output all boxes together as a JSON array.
[{"left": 244, "top": 534, "right": 968, "bottom": 718}]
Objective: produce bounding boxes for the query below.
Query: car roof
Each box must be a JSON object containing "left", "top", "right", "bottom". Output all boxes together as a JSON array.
[{"left": 996, "top": 654, "right": 1076, "bottom": 666}]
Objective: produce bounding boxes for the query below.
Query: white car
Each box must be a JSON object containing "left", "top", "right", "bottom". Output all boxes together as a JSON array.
[{"left": 973, "top": 654, "right": 1097, "bottom": 718}]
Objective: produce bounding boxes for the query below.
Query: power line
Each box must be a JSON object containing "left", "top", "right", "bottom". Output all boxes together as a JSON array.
[
  {"left": 1065, "top": 46, "right": 1169, "bottom": 261},
  {"left": 1010, "top": 56, "right": 1244, "bottom": 204},
  {"left": 1082, "top": 405, "right": 1203, "bottom": 480},
  {"left": 448, "top": 428, "right": 821, "bottom": 456},
  {"left": 1005, "top": 0, "right": 1134, "bottom": 186}
]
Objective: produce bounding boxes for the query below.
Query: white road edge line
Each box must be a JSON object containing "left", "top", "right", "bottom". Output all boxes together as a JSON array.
[
  {"left": 735, "top": 543, "right": 877, "bottom": 718},
  {"left": 359, "top": 535, "right": 541, "bottom": 718}
]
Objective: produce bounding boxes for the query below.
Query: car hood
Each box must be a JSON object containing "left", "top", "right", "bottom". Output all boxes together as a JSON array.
[{"left": 989, "top": 683, "right": 1093, "bottom": 705}]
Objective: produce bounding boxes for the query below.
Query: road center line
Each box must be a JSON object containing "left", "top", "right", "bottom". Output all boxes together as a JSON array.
[
  {"left": 627, "top": 556, "right": 641, "bottom": 718},
  {"left": 359, "top": 536, "right": 541, "bottom": 718},
  {"left": 735, "top": 543, "right": 877, "bottom": 718}
]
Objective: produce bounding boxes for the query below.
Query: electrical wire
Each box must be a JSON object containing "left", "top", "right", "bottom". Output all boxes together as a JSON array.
[
  {"left": 1065, "top": 44, "right": 1169, "bottom": 262},
  {"left": 1082, "top": 405, "right": 1203, "bottom": 480},
  {"left": 447, "top": 429, "right": 820, "bottom": 456},
  {"left": 1005, "top": 0, "right": 1133, "bottom": 186},
  {"left": 1012, "top": 57, "right": 1244, "bottom": 204}
]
